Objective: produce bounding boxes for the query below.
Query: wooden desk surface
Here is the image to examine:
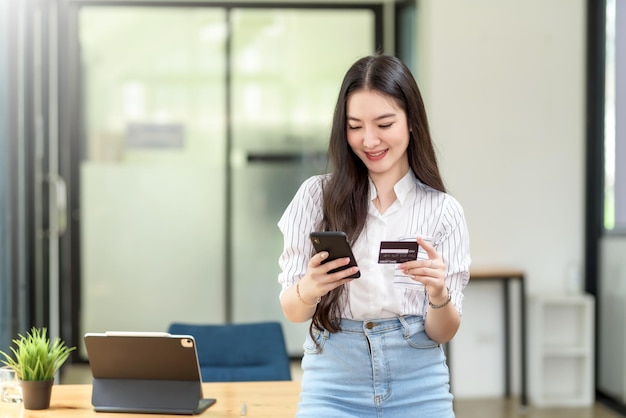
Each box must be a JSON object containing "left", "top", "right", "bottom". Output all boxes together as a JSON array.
[
  {"left": 470, "top": 266, "right": 525, "bottom": 280},
  {"left": 0, "top": 381, "right": 300, "bottom": 417}
]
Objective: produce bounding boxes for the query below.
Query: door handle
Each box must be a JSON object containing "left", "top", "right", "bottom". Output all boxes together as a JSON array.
[{"left": 47, "top": 174, "right": 67, "bottom": 237}]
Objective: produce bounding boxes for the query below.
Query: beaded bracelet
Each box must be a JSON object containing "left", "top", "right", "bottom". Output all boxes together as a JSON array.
[
  {"left": 296, "top": 282, "right": 321, "bottom": 307},
  {"left": 428, "top": 288, "right": 452, "bottom": 309}
]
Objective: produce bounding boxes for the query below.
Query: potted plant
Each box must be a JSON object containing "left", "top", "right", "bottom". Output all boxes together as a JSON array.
[{"left": 0, "top": 327, "right": 76, "bottom": 410}]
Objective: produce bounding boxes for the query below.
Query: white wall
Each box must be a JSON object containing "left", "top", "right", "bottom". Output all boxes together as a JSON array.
[{"left": 416, "top": 0, "right": 586, "bottom": 398}]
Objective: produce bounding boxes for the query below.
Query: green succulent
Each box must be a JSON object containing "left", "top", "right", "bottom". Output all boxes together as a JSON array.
[{"left": 0, "top": 327, "right": 76, "bottom": 381}]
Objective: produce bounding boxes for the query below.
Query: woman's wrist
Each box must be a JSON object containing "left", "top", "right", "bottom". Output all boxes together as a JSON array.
[
  {"left": 428, "top": 287, "right": 451, "bottom": 309},
  {"left": 296, "top": 282, "right": 321, "bottom": 307}
]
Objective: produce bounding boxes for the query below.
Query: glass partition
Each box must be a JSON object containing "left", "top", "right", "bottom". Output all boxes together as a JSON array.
[
  {"left": 78, "top": 8, "right": 228, "bottom": 354},
  {"left": 598, "top": 0, "right": 626, "bottom": 407},
  {"left": 604, "top": 0, "right": 626, "bottom": 232}
]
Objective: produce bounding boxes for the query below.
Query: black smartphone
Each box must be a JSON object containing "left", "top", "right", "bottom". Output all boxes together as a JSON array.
[{"left": 310, "top": 231, "right": 360, "bottom": 278}]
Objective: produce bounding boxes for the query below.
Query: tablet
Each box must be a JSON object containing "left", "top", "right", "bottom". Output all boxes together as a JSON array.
[{"left": 84, "top": 332, "right": 216, "bottom": 415}]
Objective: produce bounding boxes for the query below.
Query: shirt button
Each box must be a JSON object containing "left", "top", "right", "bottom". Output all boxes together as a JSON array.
[{"left": 365, "top": 322, "right": 374, "bottom": 329}]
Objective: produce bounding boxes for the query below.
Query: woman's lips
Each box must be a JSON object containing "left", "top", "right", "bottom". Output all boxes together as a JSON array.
[{"left": 365, "top": 149, "right": 388, "bottom": 161}]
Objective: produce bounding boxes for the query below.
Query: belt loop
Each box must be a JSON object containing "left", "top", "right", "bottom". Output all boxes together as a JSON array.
[
  {"left": 322, "top": 328, "right": 330, "bottom": 339},
  {"left": 397, "top": 316, "right": 410, "bottom": 338}
]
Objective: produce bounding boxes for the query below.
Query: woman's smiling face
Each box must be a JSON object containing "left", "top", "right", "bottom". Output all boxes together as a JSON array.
[{"left": 346, "top": 89, "right": 410, "bottom": 180}]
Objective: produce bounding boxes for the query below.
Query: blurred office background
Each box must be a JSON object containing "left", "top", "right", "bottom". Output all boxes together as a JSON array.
[
  {"left": 71, "top": 5, "right": 378, "bottom": 359},
  {"left": 2, "top": 0, "right": 626, "bottom": 414}
]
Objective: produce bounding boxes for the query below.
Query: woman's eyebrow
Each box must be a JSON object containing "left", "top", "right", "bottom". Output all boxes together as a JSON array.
[{"left": 347, "top": 113, "right": 396, "bottom": 122}]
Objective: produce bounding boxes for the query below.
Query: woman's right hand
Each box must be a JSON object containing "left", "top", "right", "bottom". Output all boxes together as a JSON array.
[
  {"left": 281, "top": 252, "right": 358, "bottom": 322},
  {"left": 299, "top": 251, "right": 358, "bottom": 303}
]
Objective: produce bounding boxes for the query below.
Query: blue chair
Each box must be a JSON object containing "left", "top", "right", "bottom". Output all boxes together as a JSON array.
[{"left": 167, "top": 321, "right": 292, "bottom": 382}]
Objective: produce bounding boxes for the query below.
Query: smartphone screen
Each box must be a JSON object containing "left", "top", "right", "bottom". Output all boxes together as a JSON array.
[{"left": 310, "top": 231, "right": 360, "bottom": 278}]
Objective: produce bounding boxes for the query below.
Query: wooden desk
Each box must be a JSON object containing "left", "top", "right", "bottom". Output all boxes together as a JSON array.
[
  {"left": 0, "top": 381, "right": 300, "bottom": 417},
  {"left": 468, "top": 267, "right": 527, "bottom": 406}
]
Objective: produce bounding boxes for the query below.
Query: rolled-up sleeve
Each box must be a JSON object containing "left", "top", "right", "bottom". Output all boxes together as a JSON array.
[
  {"left": 436, "top": 196, "right": 471, "bottom": 315},
  {"left": 277, "top": 175, "right": 326, "bottom": 291}
]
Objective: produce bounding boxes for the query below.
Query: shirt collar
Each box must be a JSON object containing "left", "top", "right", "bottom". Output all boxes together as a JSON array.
[
  {"left": 394, "top": 170, "right": 417, "bottom": 205},
  {"left": 368, "top": 170, "right": 417, "bottom": 205}
]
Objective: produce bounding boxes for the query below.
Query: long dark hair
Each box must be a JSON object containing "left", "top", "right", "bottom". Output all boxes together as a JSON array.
[{"left": 311, "top": 54, "right": 446, "bottom": 336}]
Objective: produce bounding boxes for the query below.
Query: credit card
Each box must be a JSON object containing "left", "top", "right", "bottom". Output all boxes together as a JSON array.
[{"left": 378, "top": 241, "right": 419, "bottom": 264}]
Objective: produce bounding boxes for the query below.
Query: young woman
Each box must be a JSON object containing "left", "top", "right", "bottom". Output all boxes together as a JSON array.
[{"left": 277, "top": 54, "right": 471, "bottom": 418}]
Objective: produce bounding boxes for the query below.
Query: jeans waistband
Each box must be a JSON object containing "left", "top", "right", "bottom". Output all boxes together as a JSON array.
[{"left": 337, "top": 315, "right": 424, "bottom": 334}]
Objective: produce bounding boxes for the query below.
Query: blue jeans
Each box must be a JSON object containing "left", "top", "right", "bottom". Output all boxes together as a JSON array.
[{"left": 298, "top": 316, "right": 454, "bottom": 418}]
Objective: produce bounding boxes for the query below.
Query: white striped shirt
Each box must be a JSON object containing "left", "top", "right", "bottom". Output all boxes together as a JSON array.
[{"left": 277, "top": 170, "right": 471, "bottom": 319}]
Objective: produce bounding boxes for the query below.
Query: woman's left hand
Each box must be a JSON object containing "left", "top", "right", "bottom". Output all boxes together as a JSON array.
[{"left": 400, "top": 237, "right": 447, "bottom": 300}]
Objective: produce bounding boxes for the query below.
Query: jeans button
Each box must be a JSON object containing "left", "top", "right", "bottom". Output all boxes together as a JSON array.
[{"left": 365, "top": 322, "right": 374, "bottom": 330}]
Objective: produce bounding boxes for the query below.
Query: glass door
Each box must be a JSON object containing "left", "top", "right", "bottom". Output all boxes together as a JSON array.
[
  {"left": 77, "top": 7, "right": 228, "bottom": 355},
  {"left": 598, "top": 0, "right": 626, "bottom": 408}
]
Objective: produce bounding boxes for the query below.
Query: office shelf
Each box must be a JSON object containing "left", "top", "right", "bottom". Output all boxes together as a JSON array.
[{"left": 528, "top": 294, "right": 595, "bottom": 407}]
